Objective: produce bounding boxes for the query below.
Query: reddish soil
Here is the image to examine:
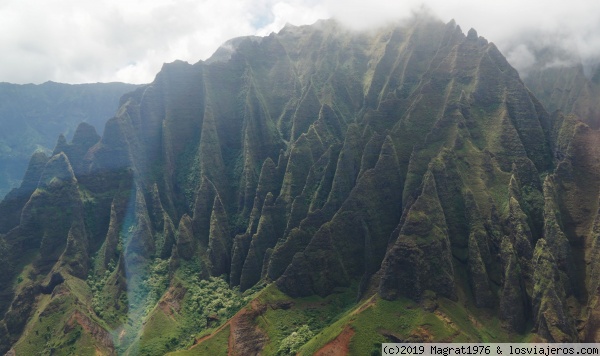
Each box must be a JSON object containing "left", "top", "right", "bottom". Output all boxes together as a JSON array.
[
  {"left": 315, "top": 326, "right": 355, "bottom": 356},
  {"left": 158, "top": 285, "right": 186, "bottom": 319},
  {"left": 193, "top": 321, "right": 231, "bottom": 345},
  {"left": 192, "top": 299, "right": 268, "bottom": 356},
  {"left": 228, "top": 300, "right": 268, "bottom": 356},
  {"left": 65, "top": 310, "right": 115, "bottom": 354},
  {"left": 408, "top": 326, "right": 433, "bottom": 342},
  {"left": 352, "top": 295, "right": 376, "bottom": 315}
]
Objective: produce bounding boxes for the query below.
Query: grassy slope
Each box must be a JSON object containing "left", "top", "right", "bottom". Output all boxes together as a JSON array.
[
  {"left": 169, "top": 325, "right": 230, "bottom": 356},
  {"left": 13, "top": 275, "right": 112, "bottom": 356},
  {"left": 183, "top": 281, "right": 533, "bottom": 356}
]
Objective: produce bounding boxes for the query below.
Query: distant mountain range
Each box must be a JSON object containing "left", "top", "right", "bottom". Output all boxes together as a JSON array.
[
  {"left": 0, "top": 81, "right": 139, "bottom": 199},
  {"left": 1, "top": 15, "right": 600, "bottom": 355},
  {"left": 525, "top": 62, "right": 600, "bottom": 129}
]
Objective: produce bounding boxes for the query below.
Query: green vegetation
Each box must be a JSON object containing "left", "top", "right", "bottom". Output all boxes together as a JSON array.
[
  {"left": 277, "top": 325, "right": 313, "bottom": 355},
  {"left": 12, "top": 276, "right": 112, "bottom": 356},
  {"left": 169, "top": 325, "right": 230, "bottom": 356},
  {"left": 1, "top": 14, "right": 596, "bottom": 355},
  {"left": 252, "top": 284, "right": 356, "bottom": 355},
  {"left": 143, "top": 258, "right": 171, "bottom": 313},
  {"left": 88, "top": 259, "right": 117, "bottom": 317},
  {"left": 177, "top": 261, "right": 248, "bottom": 334},
  {"left": 134, "top": 260, "right": 248, "bottom": 354}
]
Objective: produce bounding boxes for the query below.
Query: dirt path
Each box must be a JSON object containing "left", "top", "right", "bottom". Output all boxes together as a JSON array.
[
  {"left": 352, "top": 295, "right": 376, "bottom": 315},
  {"left": 192, "top": 320, "right": 232, "bottom": 346},
  {"left": 314, "top": 326, "right": 355, "bottom": 356},
  {"left": 192, "top": 299, "right": 268, "bottom": 355}
]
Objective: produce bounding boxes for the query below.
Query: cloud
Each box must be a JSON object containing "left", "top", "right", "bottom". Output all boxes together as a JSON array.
[
  {"left": 325, "top": 0, "right": 600, "bottom": 76},
  {"left": 255, "top": 1, "right": 328, "bottom": 36},
  {"left": 0, "top": 0, "right": 598, "bottom": 84},
  {"left": 505, "top": 44, "right": 537, "bottom": 75},
  {"left": 0, "top": 0, "right": 293, "bottom": 84}
]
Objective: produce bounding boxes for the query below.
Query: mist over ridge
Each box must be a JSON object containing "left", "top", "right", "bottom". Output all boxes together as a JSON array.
[{"left": 0, "top": 0, "right": 598, "bottom": 84}]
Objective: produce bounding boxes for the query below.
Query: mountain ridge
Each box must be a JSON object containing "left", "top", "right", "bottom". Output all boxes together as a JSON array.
[
  {"left": 0, "top": 81, "right": 140, "bottom": 200},
  {"left": 1, "top": 16, "right": 599, "bottom": 354}
]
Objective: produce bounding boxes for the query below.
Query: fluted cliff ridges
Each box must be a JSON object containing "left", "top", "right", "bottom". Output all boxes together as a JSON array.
[{"left": 1, "top": 15, "right": 599, "bottom": 354}]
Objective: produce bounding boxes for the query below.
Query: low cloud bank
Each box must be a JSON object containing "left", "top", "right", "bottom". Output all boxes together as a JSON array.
[{"left": 0, "top": 0, "right": 597, "bottom": 83}]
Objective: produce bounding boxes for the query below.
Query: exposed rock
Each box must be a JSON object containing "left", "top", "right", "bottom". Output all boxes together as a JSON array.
[
  {"left": 229, "top": 301, "right": 269, "bottom": 355},
  {"left": 65, "top": 310, "right": 116, "bottom": 355}
]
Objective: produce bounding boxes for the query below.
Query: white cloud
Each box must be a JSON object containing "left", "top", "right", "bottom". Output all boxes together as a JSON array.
[
  {"left": 324, "top": 0, "right": 600, "bottom": 75},
  {"left": 256, "top": 1, "right": 328, "bottom": 36},
  {"left": 506, "top": 44, "right": 537, "bottom": 75},
  {"left": 0, "top": 0, "right": 598, "bottom": 84},
  {"left": 0, "top": 0, "right": 284, "bottom": 84}
]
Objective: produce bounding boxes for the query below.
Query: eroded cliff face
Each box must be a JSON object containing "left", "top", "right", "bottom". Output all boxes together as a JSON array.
[
  {"left": 525, "top": 61, "right": 600, "bottom": 129},
  {"left": 1, "top": 15, "right": 599, "bottom": 354}
]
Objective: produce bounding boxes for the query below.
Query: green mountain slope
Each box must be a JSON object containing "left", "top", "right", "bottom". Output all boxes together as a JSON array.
[{"left": 1, "top": 16, "right": 599, "bottom": 355}]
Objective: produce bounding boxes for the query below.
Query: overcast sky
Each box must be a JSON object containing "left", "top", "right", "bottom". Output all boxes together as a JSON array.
[{"left": 1, "top": 0, "right": 599, "bottom": 84}]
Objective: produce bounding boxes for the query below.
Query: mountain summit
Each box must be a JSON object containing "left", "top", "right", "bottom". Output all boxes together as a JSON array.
[{"left": 1, "top": 16, "right": 599, "bottom": 354}]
